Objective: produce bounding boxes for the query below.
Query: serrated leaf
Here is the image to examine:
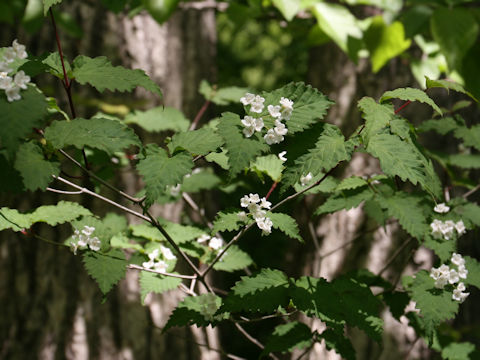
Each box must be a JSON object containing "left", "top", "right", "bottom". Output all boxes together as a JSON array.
[
  {"left": 45, "top": 117, "right": 140, "bottom": 156},
  {"left": 272, "top": 0, "right": 299, "bottom": 21},
  {"left": 336, "top": 176, "right": 368, "bottom": 191},
  {"left": 454, "top": 125, "right": 480, "bottom": 151},
  {"left": 364, "top": 16, "right": 411, "bottom": 72},
  {"left": 366, "top": 133, "right": 427, "bottom": 187},
  {"left": 417, "top": 117, "right": 463, "bottom": 135},
  {"left": 198, "top": 80, "right": 248, "bottom": 105},
  {"left": 250, "top": 155, "right": 285, "bottom": 182},
  {"left": 447, "top": 153, "right": 480, "bottom": 169},
  {"left": 291, "top": 275, "right": 384, "bottom": 342},
  {"left": 453, "top": 202, "right": 480, "bottom": 227},
  {"left": 464, "top": 256, "right": 480, "bottom": 289},
  {"left": 205, "top": 148, "right": 229, "bottom": 170},
  {"left": 165, "top": 293, "right": 227, "bottom": 331},
  {"left": 315, "top": 186, "right": 373, "bottom": 215},
  {"left": 283, "top": 124, "right": 353, "bottom": 190},
  {"left": 379, "top": 192, "right": 430, "bottom": 238},
  {"left": 406, "top": 271, "right": 458, "bottom": 341},
  {"left": 216, "top": 112, "right": 268, "bottom": 177},
  {"left": 321, "top": 329, "right": 355, "bottom": 360},
  {"left": 30, "top": 201, "right": 92, "bottom": 226},
  {"left": 72, "top": 55, "right": 162, "bottom": 95},
  {"left": 423, "top": 235, "right": 455, "bottom": 263},
  {"left": 425, "top": 76, "right": 478, "bottom": 102},
  {"left": 441, "top": 342, "right": 476, "bottom": 360},
  {"left": 137, "top": 145, "right": 193, "bottom": 206},
  {"left": 383, "top": 291, "right": 410, "bottom": 320},
  {"left": 169, "top": 127, "right": 224, "bottom": 156},
  {"left": 83, "top": 249, "right": 127, "bottom": 295},
  {"left": 222, "top": 268, "right": 290, "bottom": 313},
  {"left": 110, "top": 234, "right": 143, "bottom": 251},
  {"left": 261, "top": 321, "right": 312, "bottom": 357},
  {"left": 212, "top": 211, "right": 245, "bottom": 234},
  {"left": 390, "top": 118, "right": 412, "bottom": 140},
  {"left": 43, "top": 0, "right": 62, "bottom": 15},
  {"left": 131, "top": 221, "right": 204, "bottom": 245},
  {"left": 261, "top": 82, "right": 333, "bottom": 134},
  {"left": 358, "top": 97, "right": 395, "bottom": 144},
  {"left": 14, "top": 142, "right": 60, "bottom": 191},
  {"left": 0, "top": 208, "right": 35, "bottom": 232},
  {"left": 181, "top": 169, "right": 221, "bottom": 193},
  {"left": 124, "top": 106, "right": 189, "bottom": 133},
  {"left": 430, "top": 7, "right": 479, "bottom": 71},
  {"left": 139, "top": 271, "right": 181, "bottom": 304},
  {"left": 0, "top": 86, "right": 48, "bottom": 159},
  {"left": 268, "top": 212, "right": 302, "bottom": 242},
  {"left": 380, "top": 88, "right": 442, "bottom": 115},
  {"left": 212, "top": 245, "right": 253, "bottom": 272},
  {"left": 364, "top": 199, "right": 388, "bottom": 226}
]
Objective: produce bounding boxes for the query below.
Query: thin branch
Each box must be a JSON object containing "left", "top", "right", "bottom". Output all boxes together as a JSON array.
[
  {"left": 182, "top": 193, "right": 214, "bottom": 229},
  {"left": 394, "top": 100, "right": 411, "bottom": 114},
  {"left": 128, "top": 264, "right": 197, "bottom": 279},
  {"left": 236, "top": 311, "right": 297, "bottom": 323},
  {"left": 234, "top": 323, "right": 280, "bottom": 360},
  {"left": 377, "top": 237, "right": 414, "bottom": 277},
  {"left": 33, "top": 233, "right": 69, "bottom": 248},
  {"left": 46, "top": 187, "right": 83, "bottom": 195},
  {"left": 189, "top": 100, "right": 211, "bottom": 131},
  {"left": 463, "top": 183, "right": 480, "bottom": 199},
  {"left": 179, "top": 283, "right": 197, "bottom": 296}
]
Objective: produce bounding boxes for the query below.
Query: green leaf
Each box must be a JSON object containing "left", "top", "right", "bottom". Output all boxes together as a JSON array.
[
  {"left": 423, "top": 235, "right": 455, "bottom": 263},
  {"left": 72, "top": 55, "right": 162, "bottom": 95},
  {"left": 82, "top": 249, "right": 127, "bottom": 295},
  {"left": 212, "top": 211, "right": 245, "bottom": 234},
  {"left": 14, "top": 142, "right": 60, "bottom": 191},
  {"left": 45, "top": 117, "right": 140, "bottom": 156},
  {"left": 430, "top": 7, "right": 479, "bottom": 71},
  {"left": 0, "top": 86, "right": 48, "bottom": 159},
  {"left": 321, "top": 329, "right": 355, "bottom": 360},
  {"left": 131, "top": 221, "right": 205, "bottom": 245},
  {"left": 198, "top": 80, "right": 248, "bottom": 105},
  {"left": 205, "top": 149, "right": 229, "bottom": 170},
  {"left": 417, "top": 117, "right": 464, "bottom": 135},
  {"left": 222, "top": 268, "right": 290, "bottom": 313},
  {"left": 110, "top": 234, "right": 143, "bottom": 251},
  {"left": 272, "top": 0, "right": 299, "bottom": 21},
  {"left": 139, "top": 271, "right": 181, "bottom": 304},
  {"left": 261, "top": 321, "right": 312, "bottom": 357},
  {"left": 250, "top": 155, "right": 285, "bottom": 182},
  {"left": 43, "top": 0, "right": 62, "bottom": 15},
  {"left": 216, "top": 112, "right": 269, "bottom": 178},
  {"left": 454, "top": 125, "right": 480, "bottom": 151},
  {"left": 446, "top": 153, "right": 480, "bottom": 169},
  {"left": 261, "top": 82, "right": 334, "bottom": 134},
  {"left": 291, "top": 275, "right": 384, "bottom": 342},
  {"left": 311, "top": 3, "right": 362, "bottom": 53},
  {"left": 336, "top": 176, "right": 368, "bottom": 191},
  {"left": 142, "top": 0, "right": 180, "bottom": 24},
  {"left": 358, "top": 97, "right": 395, "bottom": 144},
  {"left": 383, "top": 291, "right": 410, "bottom": 320},
  {"left": 425, "top": 76, "right": 478, "bottom": 102},
  {"left": 137, "top": 145, "right": 193, "bottom": 206},
  {"left": 181, "top": 169, "right": 221, "bottom": 193},
  {"left": 169, "top": 127, "right": 224, "bottom": 156},
  {"left": 268, "top": 212, "right": 303, "bottom": 242},
  {"left": 380, "top": 88, "right": 442, "bottom": 115},
  {"left": 366, "top": 133, "right": 427, "bottom": 187},
  {"left": 364, "top": 16, "right": 411, "bottom": 73},
  {"left": 315, "top": 186, "right": 373, "bottom": 215},
  {"left": 464, "top": 256, "right": 480, "bottom": 289},
  {"left": 124, "top": 106, "right": 189, "bottom": 133},
  {"left": 441, "top": 342, "right": 476, "bottom": 360},
  {"left": 165, "top": 293, "right": 227, "bottom": 330},
  {"left": 212, "top": 245, "right": 254, "bottom": 272},
  {"left": 405, "top": 271, "right": 458, "bottom": 341},
  {"left": 283, "top": 124, "right": 353, "bottom": 190},
  {"left": 453, "top": 202, "right": 480, "bottom": 228},
  {"left": 0, "top": 208, "right": 35, "bottom": 232}
]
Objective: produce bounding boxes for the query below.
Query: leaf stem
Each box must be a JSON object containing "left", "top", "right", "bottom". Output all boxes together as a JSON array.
[
  {"left": 128, "top": 264, "right": 197, "bottom": 279},
  {"left": 189, "top": 100, "right": 211, "bottom": 131},
  {"left": 394, "top": 100, "right": 411, "bottom": 114},
  {"left": 265, "top": 181, "right": 278, "bottom": 200}
]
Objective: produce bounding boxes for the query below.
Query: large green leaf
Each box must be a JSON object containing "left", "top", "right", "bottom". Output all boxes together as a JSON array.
[
  {"left": 380, "top": 87, "right": 442, "bottom": 115},
  {"left": 169, "top": 127, "right": 224, "bottom": 156},
  {"left": 268, "top": 212, "right": 303, "bottom": 242},
  {"left": 216, "top": 112, "right": 269, "bottom": 178},
  {"left": 212, "top": 245, "right": 254, "bottom": 272},
  {"left": 441, "top": 342, "right": 476, "bottom": 360},
  {"left": 43, "top": 0, "right": 62, "bottom": 15},
  {"left": 0, "top": 86, "right": 48, "bottom": 159},
  {"left": 315, "top": 186, "right": 373, "bottom": 215},
  {"left": 357, "top": 97, "right": 395, "bottom": 145},
  {"left": 124, "top": 106, "right": 189, "bottom": 133},
  {"left": 430, "top": 7, "right": 479, "bottom": 71},
  {"left": 454, "top": 125, "right": 480, "bottom": 151},
  {"left": 261, "top": 322, "right": 312, "bottom": 357},
  {"left": 250, "top": 155, "right": 285, "bottom": 182},
  {"left": 82, "top": 249, "right": 127, "bottom": 295},
  {"left": 198, "top": 80, "right": 248, "bottom": 105},
  {"left": 14, "top": 142, "right": 60, "bottom": 191},
  {"left": 139, "top": 271, "right": 181, "bottom": 304},
  {"left": 45, "top": 117, "right": 141, "bottom": 156},
  {"left": 72, "top": 55, "right": 162, "bottom": 95},
  {"left": 137, "top": 145, "right": 193, "bottom": 206},
  {"left": 425, "top": 76, "right": 478, "bottom": 102},
  {"left": 417, "top": 117, "right": 464, "bottom": 135},
  {"left": 364, "top": 16, "right": 411, "bottom": 73},
  {"left": 272, "top": 0, "right": 299, "bottom": 21},
  {"left": 131, "top": 221, "right": 204, "bottom": 244}
]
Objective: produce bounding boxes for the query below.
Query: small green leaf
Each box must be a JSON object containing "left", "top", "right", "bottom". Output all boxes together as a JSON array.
[
  {"left": 139, "top": 271, "right": 181, "bottom": 304},
  {"left": 142, "top": 0, "right": 180, "bottom": 24},
  {"left": 315, "top": 186, "right": 373, "bottom": 215},
  {"left": 321, "top": 329, "right": 355, "bottom": 360},
  {"left": 464, "top": 256, "right": 480, "bottom": 289},
  {"left": 30, "top": 201, "right": 92, "bottom": 226},
  {"left": 43, "top": 0, "right": 62, "bottom": 15},
  {"left": 417, "top": 117, "right": 464, "bottom": 135},
  {"left": 454, "top": 125, "right": 480, "bottom": 151},
  {"left": 380, "top": 87, "right": 442, "bottom": 115},
  {"left": 272, "top": 0, "right": 299, "bottom": 21},
  {"left": 14, "top": 142, "right": 60, "bottom": 191},
  {"left": 336, "top": 176, "right": 368, "bottom": 191},
  {"left": 358, "top": 97, "right": 395, "bottom": 144},
  {"left": 212, "top": 245, "right": 254, "bottom": 272},
  {"left": 169, "top": 127, "right": 224, "bottom": 156},
  {"left": 181, "top": 169, "right": 221, "bottom": 193},
  {"left": 0, "top": 208, "right": 35, "bottom": 232},
  {"left": 111, "top": 234, "right": 143, "bottom": 251},
  {"left": 45, "top": 117, "right": 141, "bottom": 156},
  {"left": 199, "top": 80, "right": 248, "bottom": 105},
  {"left": 261, "top": 321, "right": 312, "bottom": 357},
  {"left": 425, "top": 76, "right": 478, "bottom": 102},
  {"left": 124, "top": 107, "right": 189, "bottom": 133},
  {"left": 83, "top": 249, "right": 127, "bottom": 295},
  {"left": 441, "top": 342, "right": 476, "bottom": 360},
  {"left": 268, "top": 212, "right": 303, "bottom": 242},
  {"left": 72, "top": 55, "right": 162, "bottom": 95},
  {"left": 250, "top": 155, "right": 285, "bottom": 182},
  {"left": 212, "top": 211, "right": 245, "bottom": 234}
]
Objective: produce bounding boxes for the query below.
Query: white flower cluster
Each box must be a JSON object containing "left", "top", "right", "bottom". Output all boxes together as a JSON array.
[
  {"left": 0, "top": 40, "right": 30, "bottom": 102},
  {"left": 430, "top": 203, "right": 466, "bottom": 240},
  {"left": 240, "top": 193, "right": 273, "bottom": 235},
  {"left": 429, "top": 253, "right": 470, "bottom": 303},
  {"left": 142, "top": 246, "right": 177, "bottom": 273},
  {"left": 70, "top": 226, "right": 101, "bottom": 254},
  {"left": 240, "top": 93, "right": 294, "bottom": 146},
  {"left": 197, "top": 234, "right": 224, "bottom": 250}
]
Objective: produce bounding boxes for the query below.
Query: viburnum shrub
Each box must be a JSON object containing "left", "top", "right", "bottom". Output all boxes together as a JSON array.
[{"left": 1, "top": 4, "right": 480, "bottom": 359}]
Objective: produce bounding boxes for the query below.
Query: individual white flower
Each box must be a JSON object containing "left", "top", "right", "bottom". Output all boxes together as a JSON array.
[
  {"left": 243, "top": 126, "right": 255, "bottom": 138},
  {"left": 5, "top": 85, "right": 21, "bottom": 102},
  {"left": 256, "top": 217, "right": 273, "bottom": 235},
  {"left": 250, "top": 95, "right": 265, "bottom": 113},
  {"left": 452, "top": 282, "right": 469, "bottom": 303},
  {"left": 278, "top": 151, "right": 287, "bottom": 162},
  {"left": 279, "top": 97, "right": 294, "bottom": 119},
  {"left": 77, "top": 234, "right": 88, "bottom": 248},
  {"left": 434, "top": 203, "right": 450, "bottom": 213},
  {"left": 455, "top": 220, "right": 466, "bottom": 236},
  {"left": 448, "top": 269, "right": 459, "bottom": 284},
  {"left": 13, "top": 70, "right": 30, "bottom": 90},
  {"left": 82, "top": 225, "right": 95, "bottom": 237},
  {"left": 430, "top": 219, "right": 443, "bottom": 239},
  {"left": 260, "top": 197, "right": 271, "bottom": 209},
  {"left": 3, "top": 47, "right": 16, "bottom": 63},
  {"left": 264, "top": 129, "right": 279, "bottom": 145},
  {"left": 169, "top": 184, "right": 181, "bottom": 196},
  {"left": 451, "top": 253, "right": 465, "bottom": 267},
  {"left": 240, "top": 92, "right": 255, "bottom": 105},
  {"left": 248, "top": 193, "right": 260, "bottom": 203},
  {"left": 248, "top": 203, "right": 266, "bottom": 220},
  {"left": 430, "top": 264, "right": 451, "bottom": 288},
  {"left": 268, "top": 104, "right": 282, "bottom": 118},
  {"left": 300, "top": 172, "right": 313, "bottom": 186},
  {"left": 197, "top": 234, "right": 211, "bottom": 243},
  {"left": 0, "top": 72, "right": 13, "bottom": 90},
  {"left": 273, "top": 120, "right": 288, "bottom": 136},
  {"left": 160, "top": 245, "right": 176, "bottom": 260},
  {"left": 241, "top": 115, "right": 256, "bottom": 128},
  {"left": 458, "top": 264, "right": 468, "bottom": 279},
  {"left": 88, "top": 237, "right": 101, "bottom": 251},
  {"left": 240, "top": 195, "right": 251, "bottom": 208},
  {"left": 253, "top": 117, "right": 264, "bottom": 132},
  {"left": 241, "top": 116, "right": 263, "bottom": 137},
  {"left": 208, "top": 237, "right": 223, "bottom": 250},
  {"left": 154, "top": 260, "right": 168, "bottom": 273},
  {"left": 12, "top": 40, "right": 27, "bottom": 59}
]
